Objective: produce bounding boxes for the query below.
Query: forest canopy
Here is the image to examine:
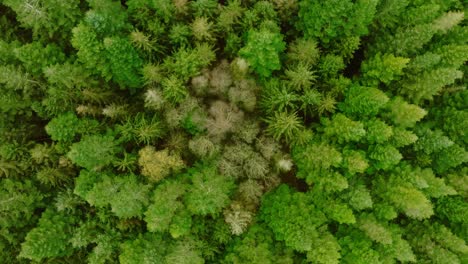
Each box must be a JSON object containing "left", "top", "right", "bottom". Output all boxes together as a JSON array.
[{"left": 0, "top": 0, "right": 467, "bottom": 263}]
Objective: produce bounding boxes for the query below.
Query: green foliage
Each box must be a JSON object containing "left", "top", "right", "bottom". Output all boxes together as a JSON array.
[
  {"left": 376, "top": 179, "right": 434, "bottom": 220},
  {"left": 361, "top": 53, "right": 410, "bottom": 85},
  {"left": 414, "top": 128, "right": 453, "bottom": 155},
  {"left": 285, "top": 63, "right": 317, "bottom": 90},
  {"left": 14, "top": 41, "right": 66, "bottom": 76},
  {"left": 2, "top": 0, "right": 467, "bottom": 262},
  {"left": 164, "top": 44, "right": 216, "bottom": 81},
  {"left": 84, "top": 174, "right": 150, "bottom": 218},
  {"left": 323, "top": 202, "right": 354, "bottom": 224},
  {"left": 342, "top": 150, "right": 369, "bottom": 175},
  {"left": 45, "top": 112, "right": 98, "bottom": 142},
  {"left": 162, "top": 75, "right": 189, "bottom": 104},
  {"left": 400, "top": 67, "right": 462, "bottom": 103},
  {"left": 298, "top": 0, "right": 378, "bottom": 44},
  {"left": 391, "top": 127, "right": 418, "bottom": 147},
  {"left": 224, "top": 224, "right": 294, "bottom": 264},
  {"left": 338, "top": 228, "right": 381, "bottom": 264},
  {"left": 260, "top": 80, "right": 300, "bottom": 114},
  {"left": 19, "top": 208, "right": 75, "bottom": 261},
  {"left": 85, "top": 0, "right": 129, "bottom": 36},
  {"left": 0, "top": 179, "right": 43, "bottom": 229},
  {"left": 103, "top": 37, "right": 143, "bottom": 89},
  {"left": 343, "top": 183, "right": 373, "bottom": 210},
  {"left": 373, "top": 23, "right": 435, "bottom": 57},
  {"left": 357, "top": 214, "right": 392, "bottom": 245},
  {"left": 239, "top": 28, "right": 286, "bottom": 77},
  {"left": 340, "top": 85, "right": 389, "bottom": 117},
  {"left": 3, "top": 0, "right": 81, "bottom": 38},
  {"left": 265, "top": 111, "right": 304, "bottom": 144},
  {"left": 365, "top": 119, "right": 393, "bottom": 144},
  {"left": 306, "top": 228, "right": 341, "bottom": 264},
  {"left": 319, "top": 54, "right": 345, "bottom": 77},
  {"left": 293, "top": 141, "right": 342, "bottom": 185},
  {"left": 71, "top": 23, "right": 110, "bottom": 78},
  {"left": 74, "top": 170, "right": 100, "bottom": 199},
  {"left": 117, "top": 113, "right": 165, "bottom": 145},
  {"left": 405, "top": 221, "right": 468, "bottom": 264},
  {"left": 260, "top": 184, "right": 328, "bottom": 252},
  {"left": 185, "top": 164, "right": 235, "bottom": 216},
  {"left": 287, "top": 38, "right": 321, "bottom": 66},
  {"left": 144, "top": 180, "right": 187, "bottom": 234},
  {"left": 368, "top": 144, "right": 402, "bottom": 171},
  {"left": 119, "top": 233, "right": 168, "bottom": 264},
  {"left": 384, "top": 97, "right": 427, "bottom": 127},
  {"left": 433, "top": 143, "right": 468, "bottom": 173},
  {"left": 436, "top": 196, "right": 468, "bottom": 224},
  {"left": 67, "top": 134, "right": 120, "bottom": 170},
  {"left": 322, "top": 113, "right": 366, "bottom": 143},
  {"left": 437, "top": 107, "right": 468, "bottom": 145}
]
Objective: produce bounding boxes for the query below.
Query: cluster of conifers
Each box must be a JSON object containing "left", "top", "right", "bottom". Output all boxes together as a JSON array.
[{"left": 0, "top": 0, "right": 466, "bottom": 263}]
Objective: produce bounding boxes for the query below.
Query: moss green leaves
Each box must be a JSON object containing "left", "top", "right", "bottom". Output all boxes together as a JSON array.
[
  {"left": 119, "top": 234, "right": 167, "bottom": 264},
  {"left": 322, "top": 114, "right": 366, "bottom": 143},
  {"left": 19, "top": 209, "right": 75, "bottom": 261},
  {"left": 46, "top": 112, "right": 99, "bottom": 142},
  {"left": 67, "top": 134, "right": 120, "bottom": 170},
  {"left": 260, "top": 184, "right": 328, "bottom": 252},
  {"left": 103, "top": 37, "right": 143, "bottom": 89},
  {"left": 361, "top": 53, "right": 410, "bottom": 85},
  {"left": 2, "top": 0, "right": 468, "bottom": 263},
  {"left": 298, "top": 0, "right": 378, "bottom": 45},
  {"left": 340, "top": 86, "right": 389, "bottom": 117},
  {"left": 292, "top": 141, "right": 342, "bottom": 185},
  {"left": 239, "top": 28, "right": 286, "bottom": 77},
  {"left": 144, "top": 180, "right": 187, "bottom": 234},
  {"left": 185, "top": 164, "right": 235, "bottom": 216},
  {"left": 0, "top": 179, "right": 43, "bottom": 229},
  {"left": 85, "top": 174, "right": 150, "bottom": 219},
  {"left": 45, "top": 112, "right": 82, "bottom": 142},
  {"left": 384, "top": 97, "right": 427, "bottom": 127}
]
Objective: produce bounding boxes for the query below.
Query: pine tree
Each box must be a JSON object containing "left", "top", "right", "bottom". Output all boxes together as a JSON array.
[{"left": 265, "top": 111, "right": 304, "bottom": 143}]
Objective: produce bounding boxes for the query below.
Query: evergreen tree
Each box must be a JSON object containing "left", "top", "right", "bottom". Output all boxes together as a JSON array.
[
  {"left": 0, "top": 0, "right": 467, "bottom": 262},
  {"left": 239, "top": 27, "right": 286, "bottom": 77}
]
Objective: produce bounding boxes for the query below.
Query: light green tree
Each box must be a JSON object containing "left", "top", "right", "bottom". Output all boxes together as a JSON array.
[{"left": 239, "top": 28, "right": 286, "bottom": 77}]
